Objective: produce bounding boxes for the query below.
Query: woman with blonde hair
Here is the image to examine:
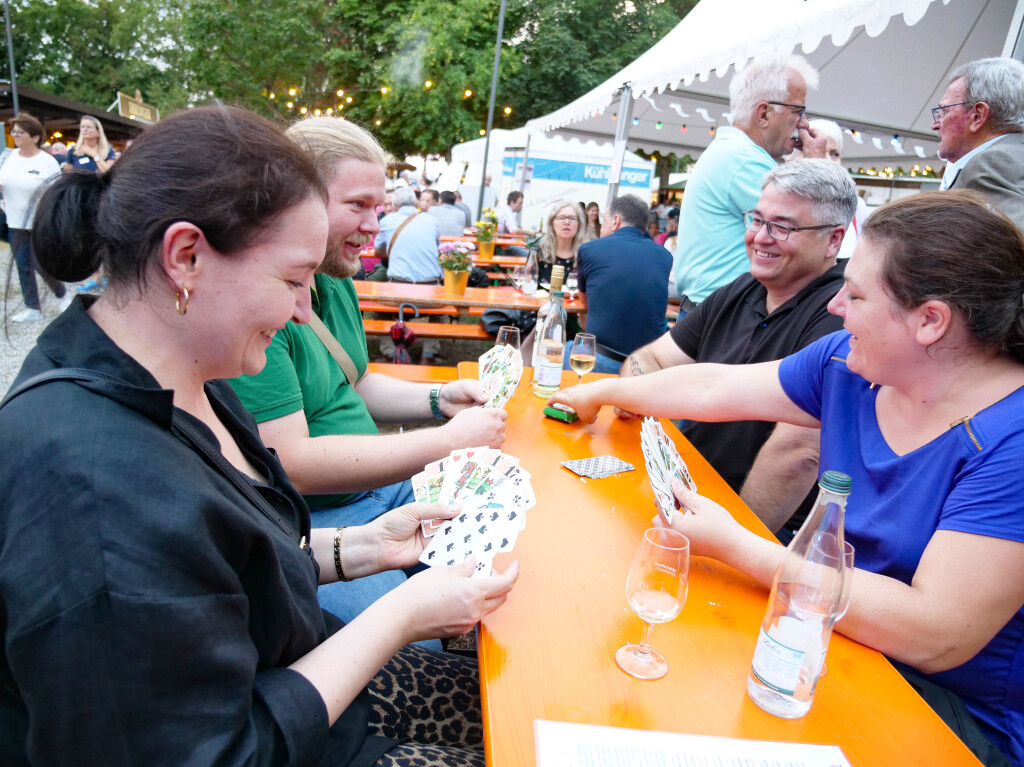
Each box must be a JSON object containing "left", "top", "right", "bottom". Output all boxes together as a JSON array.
[
  {"left": 535, "top": 198, "right": 585, "bottom": 284},
  {"left": 63, "top": 115, "right": 115, "bottom": 173}
]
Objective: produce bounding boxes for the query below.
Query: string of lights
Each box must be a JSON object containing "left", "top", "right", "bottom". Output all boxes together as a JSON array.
[{"left": 261, "top": 82, "right": 513, "bottom": 136}]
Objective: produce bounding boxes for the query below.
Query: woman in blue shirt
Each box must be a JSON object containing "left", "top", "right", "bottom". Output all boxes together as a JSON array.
[{"left": 550, "top": 191, "right": 1024, "bottom": 766}]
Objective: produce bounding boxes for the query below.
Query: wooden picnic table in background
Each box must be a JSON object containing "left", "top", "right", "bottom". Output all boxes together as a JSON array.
[
  {"left": 462, "top": 364, "right": 981, "bottom": 767},
  {"left": 440, "top": 234, "right": 528, "bottom": 249},
  {"left": 352, "top": 280, "right": 587, "bottom": 315}
]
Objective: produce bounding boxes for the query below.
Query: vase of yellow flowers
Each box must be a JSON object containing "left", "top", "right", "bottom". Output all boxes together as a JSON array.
[
  {"left": 438, "top": 243, "right": 473, "bottom": 295},
  {"left": 475, "top": 208, "right": 499, "bottom": 260}
]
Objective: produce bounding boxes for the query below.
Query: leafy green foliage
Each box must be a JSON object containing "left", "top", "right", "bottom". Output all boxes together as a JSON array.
[
  {"left": 3, "top": 0, "right": 189, "bottom": 111},
  {"left": 1, "top": 0, "right": 695, "bottom": 156}
]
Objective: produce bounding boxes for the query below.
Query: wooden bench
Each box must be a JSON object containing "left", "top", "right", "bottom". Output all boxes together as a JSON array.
[
  {"left": 362, "top": 319, "right": 491, "bottom": 341},
  {"left": 366, "top": 362, "right": 459, "bottom": 382},
  {"left": 360, "top": 301, "right": 486, "bottom": 317}
]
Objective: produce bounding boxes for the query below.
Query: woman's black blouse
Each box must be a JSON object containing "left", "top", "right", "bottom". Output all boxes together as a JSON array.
[{"left": 0, "top": 298, "right": 392, "bottom": 766}]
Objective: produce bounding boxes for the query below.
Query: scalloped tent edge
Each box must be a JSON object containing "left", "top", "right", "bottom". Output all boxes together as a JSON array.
[{"left": 525, "top": 0, "right": 1024, "bottom": 199}]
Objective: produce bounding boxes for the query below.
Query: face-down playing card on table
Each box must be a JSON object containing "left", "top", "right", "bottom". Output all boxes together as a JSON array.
[
  {"left": 640, "top": 417, "right": 696, "bottom": 523},
  {"left": 479, "top": 345, "right": 523, "bottom": 409}
]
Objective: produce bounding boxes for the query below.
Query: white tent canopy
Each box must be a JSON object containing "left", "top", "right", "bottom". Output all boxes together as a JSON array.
[{"left": 526, "top": 0, "right": 1024, "bottom": 169}]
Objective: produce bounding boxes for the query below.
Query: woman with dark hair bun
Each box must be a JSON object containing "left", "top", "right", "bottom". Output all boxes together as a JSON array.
[
  {"left": 552, "top": 191, "right": 1024, "bottom": 766},
  {"left": 0, "top": 105, "right": 517, "bottom": 767}
]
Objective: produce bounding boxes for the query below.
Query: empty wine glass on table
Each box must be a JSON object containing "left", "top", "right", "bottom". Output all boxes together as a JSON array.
[
  {"left": 616, "top": 527, "right": 689, "bottom": 680},
  {"left": 569, "top": 332, "right": 596, "bottom": 384},
  {"left": 510, "top": 264, "right": 527, "bottom": 292},
  {"left": 565, "top": 268, "right": 579, "bottom": 295},
  {"left": 522, "top": 251, "right": 539, "bottom": 295},
  {"left": 818, "top": 540, "right": 854, "bottom": 678},
  {"left": 495, "top": 325, "right": 521, "bottom": 350}
]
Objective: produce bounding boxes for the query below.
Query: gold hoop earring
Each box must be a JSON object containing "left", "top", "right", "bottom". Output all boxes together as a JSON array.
[{"left": 176, "top": 286, "right": 190, "bottom": 315}]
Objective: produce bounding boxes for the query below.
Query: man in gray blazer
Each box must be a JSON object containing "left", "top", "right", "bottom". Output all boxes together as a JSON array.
[{"left": 933, "top": 57, "right": 1024, "bottom": 229}]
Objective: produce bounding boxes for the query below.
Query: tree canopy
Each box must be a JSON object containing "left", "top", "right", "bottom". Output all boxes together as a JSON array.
[{"left": 2, "top": 0, "right": 696, "bottom": 157}]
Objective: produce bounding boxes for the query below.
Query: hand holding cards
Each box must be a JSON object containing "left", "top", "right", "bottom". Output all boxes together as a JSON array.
[
  {"left": 640, "top": 417, "right": 696, "bottom": 523},
  {"left": 413, "top": 447, "right": 535, "bottom": 576},
  {"left": 479, "top": 345, "right": 523, "bottom": 409}
]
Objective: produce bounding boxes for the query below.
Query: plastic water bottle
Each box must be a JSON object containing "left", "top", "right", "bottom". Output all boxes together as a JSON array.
[
  {"left": 747, "top": 470, "right": 851, "bottom": 718},
  {"left": 531, "top": 267, "right": 567, "bottom": 398}
]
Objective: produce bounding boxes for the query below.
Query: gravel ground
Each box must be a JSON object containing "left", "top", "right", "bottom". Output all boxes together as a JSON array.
[{"left": 0, "top": 243, "right": 88, "bottom": 394}]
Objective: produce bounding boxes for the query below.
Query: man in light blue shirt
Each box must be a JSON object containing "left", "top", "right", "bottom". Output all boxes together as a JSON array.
[
  {"left": 375, "top": 186, "right": 442, "bottom": 283},
  {"left": 374, "top": 186, "right": 446, "bottom": 361},
  {"left": 934, "top": 57, "right": 1024, "bottom": 230},
  {"left": 428, "top": 191, "right": 468, "bottom": 236},
  {"left": 674, "top": 54, "right": 823, "bottom": 308}
]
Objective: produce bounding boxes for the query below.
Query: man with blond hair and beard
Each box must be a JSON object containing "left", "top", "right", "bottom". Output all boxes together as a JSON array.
[{"left": 230, "top": 117, "right": 507, "bottom": 630}]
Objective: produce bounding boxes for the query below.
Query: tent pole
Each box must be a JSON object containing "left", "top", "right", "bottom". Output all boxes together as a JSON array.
[
  {"left": 1004, "top": 0, "right": 1024, "bottom": 60},
  {"left": 605, "top": 83, "right": 633, "bottom": 212},
  {"left": 517, "top": 132, "right": 531, "bottom": 193},
  {"left": 3, "top": 0, "right": 18, "bottom": 114},
  {"left": 478, "top": 0, "right": 507, "bottom": 217}
]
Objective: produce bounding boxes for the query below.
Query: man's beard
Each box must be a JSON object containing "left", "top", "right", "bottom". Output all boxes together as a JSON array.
[{"left": 319, "top": 232, "right": 371, "bottom": 279}]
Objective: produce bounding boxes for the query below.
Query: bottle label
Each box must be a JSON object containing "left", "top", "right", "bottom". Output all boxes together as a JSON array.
[
  {"left": 750, "top": 624, "right": 805, "bottom": 695},
  {"left": 535, "top": 362, "right": 562, "bottom": 386}
]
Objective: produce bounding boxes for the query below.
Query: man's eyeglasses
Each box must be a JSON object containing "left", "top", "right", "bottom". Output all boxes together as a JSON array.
[
  {"left": 767, "top": 101, "right": 806, "bottom": 118},
  {"left": 931, "top": 101, "right": 968, "bottom": 122},
  {"left": 743, "top": 212, "right": 837, "bottom": 241},
  {"left": 553, "top": 215, "right": 578, "bottom": 224},
  {"left": 9, "top": 130, "right": 25, "bottom": 137}
]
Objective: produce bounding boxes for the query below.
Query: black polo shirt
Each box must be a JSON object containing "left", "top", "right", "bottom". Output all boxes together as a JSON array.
[{"left": 670, "top": 261, "right": 846, "bottom": 533}]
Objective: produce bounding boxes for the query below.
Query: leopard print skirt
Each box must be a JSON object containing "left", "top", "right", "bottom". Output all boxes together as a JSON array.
[{"left": 370, "top": 645, "right": 485, "bottom": 767}]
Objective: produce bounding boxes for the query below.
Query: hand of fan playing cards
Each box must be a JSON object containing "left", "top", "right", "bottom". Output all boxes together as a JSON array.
[
  {"left": 412, "top": 447, "right": 535, "bottom": 576},
  {"left": 640, "top": 417, "right": 697, "bottom": 523},
  {"left": 479, "top": 345, "right": 523, "bottom": 409}
]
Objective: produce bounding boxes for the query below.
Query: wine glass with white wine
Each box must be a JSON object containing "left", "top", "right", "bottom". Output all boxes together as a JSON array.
[
  {"left": 569, "top": 333, "right": 596, "bottom": 385},
  {"left": 615, "top": 527, "right": 689, "bottom": 680}
]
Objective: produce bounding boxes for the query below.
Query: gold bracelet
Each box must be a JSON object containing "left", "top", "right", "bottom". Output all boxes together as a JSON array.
[{"left": 333, "top": 526, "right": 352, "bottom": 581}]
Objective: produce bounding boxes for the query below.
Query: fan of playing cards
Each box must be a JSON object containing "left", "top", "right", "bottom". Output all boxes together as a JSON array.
[
  {"left": 479, "top": 345, "right": 523, "bottom": 409},
  {"left": 640, "top": 417, "right": 697, "bottom": 523},
  {"left": 413, "top": 447, "right": 535, "bottom": 577}
]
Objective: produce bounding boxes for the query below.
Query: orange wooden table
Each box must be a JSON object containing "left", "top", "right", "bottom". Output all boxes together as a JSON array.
[
  {"left": 458, "top": 363, "right": 981, "bottom": 767},
  {"left": 472, "top": 255, "right": 527, "bottom": 268},
  {"left": 441, "top": 234, "right": 528, "bottom": 249},
  {"left": 352, "top": 280, "right": 586, "bottom": 315}
]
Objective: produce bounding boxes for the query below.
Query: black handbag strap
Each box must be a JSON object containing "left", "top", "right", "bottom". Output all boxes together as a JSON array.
[{"left": 1, "top": 368, "right": 310, "bottom": 554}]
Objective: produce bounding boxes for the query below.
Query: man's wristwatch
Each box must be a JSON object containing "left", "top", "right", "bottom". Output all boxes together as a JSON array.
[{"left": 429, "top": 385, "right": 446, "bottom": 420}]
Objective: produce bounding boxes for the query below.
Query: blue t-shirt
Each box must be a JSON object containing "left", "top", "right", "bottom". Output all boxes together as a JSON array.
[{"left": 779, "top": 330, "right": 1024, "bottom": 761}]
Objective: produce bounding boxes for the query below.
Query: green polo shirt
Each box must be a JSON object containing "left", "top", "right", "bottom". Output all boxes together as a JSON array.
[{"left": 229, "top": 274, "right": 376, "bottom": 510}]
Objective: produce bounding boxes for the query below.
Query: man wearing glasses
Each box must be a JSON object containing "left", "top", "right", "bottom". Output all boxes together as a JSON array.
[
  {"left": 621, "top": 159, "right": 854, "bottom": 543},
  {"left": 933, "top": 57, "right": 1024, "bottom": 230},
  {"left": 673, "top": 54, "right": 826, "bottom": 313}
]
